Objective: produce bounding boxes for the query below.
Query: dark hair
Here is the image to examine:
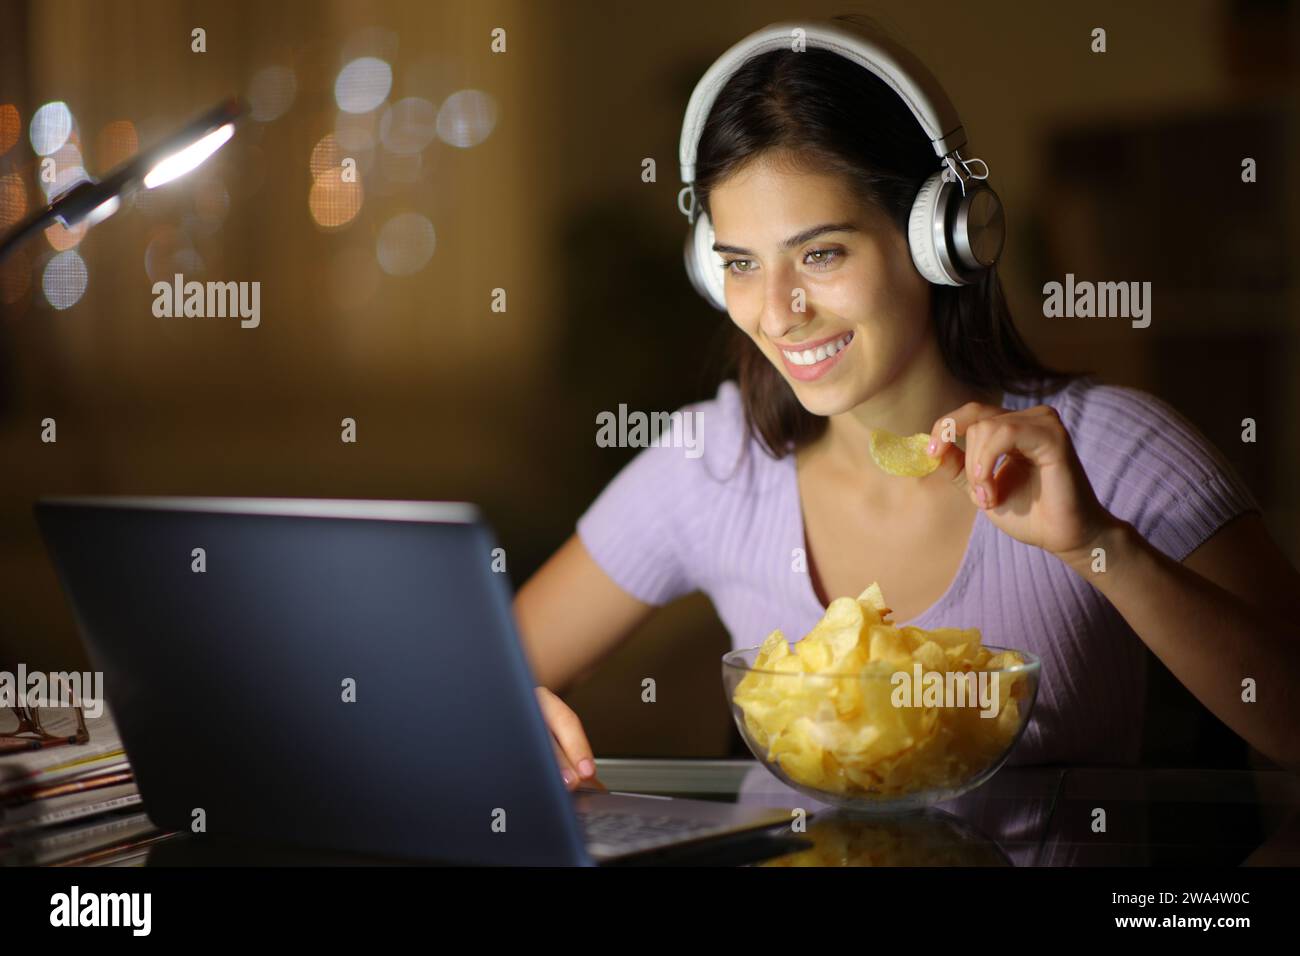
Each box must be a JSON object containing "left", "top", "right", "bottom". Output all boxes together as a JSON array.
[{"left": 694, "top": 15, "right": 1078, "bottom": 459}]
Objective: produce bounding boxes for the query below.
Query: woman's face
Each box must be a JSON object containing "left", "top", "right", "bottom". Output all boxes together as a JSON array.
[{"left": 708, "top": 152, "right": 933, "bottom": 417}]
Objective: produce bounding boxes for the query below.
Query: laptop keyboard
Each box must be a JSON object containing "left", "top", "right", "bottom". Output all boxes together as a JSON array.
[{"left": 575, "top": 810, "right": 726, "bottom": 858}]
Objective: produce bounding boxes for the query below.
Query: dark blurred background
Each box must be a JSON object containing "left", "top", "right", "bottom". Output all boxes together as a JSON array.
[{"left": 1, "top": 0, "right": 1296, "bottom": 767}]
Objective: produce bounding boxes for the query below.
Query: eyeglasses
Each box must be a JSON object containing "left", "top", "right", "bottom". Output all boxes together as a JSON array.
[{"left": 1, "top": 695, "right": 91, "bottom": 754}]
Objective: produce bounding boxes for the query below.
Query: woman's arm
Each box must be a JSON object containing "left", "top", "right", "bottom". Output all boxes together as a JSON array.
[
  {"left": 513, "top": 533, "right": 656, "bottom": 693},
  {"left": 928, "top": 399, "right": 1300, "bottom": 770},
  {"left": 1058, "top": 511, "right": 1300, "bottom": 769}
]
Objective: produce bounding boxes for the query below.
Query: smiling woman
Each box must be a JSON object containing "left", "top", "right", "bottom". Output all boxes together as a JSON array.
[
  {"left": 514, "top": 16, "right": 1300, "bottom": 787},
  {"left": 691, "top": 43, "right": 1071, "bottom": 445}
]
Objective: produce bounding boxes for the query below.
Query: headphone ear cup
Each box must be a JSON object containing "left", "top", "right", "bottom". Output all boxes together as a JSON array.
[
  {"left": 685, "top": 211, "right": 728, "bottom": 311},
  {"left": 908, "top": 171, "right": 961, "bottom": 286},
  {"left": 952, "top": 184, "right": 1005, "bottom": 272}
]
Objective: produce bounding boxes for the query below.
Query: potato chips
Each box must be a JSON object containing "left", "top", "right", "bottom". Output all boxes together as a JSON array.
[
  {"left": 732, "top": 583, "right": 1029, "bottom": 799},
  {"left": 868, "top": 429, "right": 941, "bottom": 477}
]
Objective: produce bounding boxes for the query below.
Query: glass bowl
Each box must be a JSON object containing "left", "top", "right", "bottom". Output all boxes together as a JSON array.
[{"left": 722, "top": 643, "right": 1040, "bottom": 814}]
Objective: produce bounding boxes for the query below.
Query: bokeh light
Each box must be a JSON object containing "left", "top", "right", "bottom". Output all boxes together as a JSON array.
[
  {"left": 42, "top": 249, "right": 88, "bottom": 309},
  {"left": 436, "top": 90, "right": 497, "bottom": 148},
  {"left": 0, "top": 172, "right": 27, "bottom": 229},
  {"left": 380, "top": 98, "right": 437, "bottom": 154},
  {"left": 248, "top": 65, "right": 298, "bottom": 122},
  {"left": 309, "top": 168, "right": 364, "bottom": 230},
  {"left": 41, "top": 140, "right": 89, "bottom": 200},
  {"left": 340, "top": 25, "right": 399, "bottom": 66},
  {"left": 334, "top": 109, "right": 379, "bottom": 153},
  {"left": 330, "top": 113, "right": 377, "bottom": 180},
  {"left": 309, "top": 131, "right": 365, "bottom": 228},
  {"left": 44, "top": 219, "right": 88, "bottom": 251},
  {"left": 0, "top": 104, "right": 20, "bottom": 157},
  {"left": 376, "top": 212, "right": 435, "bottom": 276},
  {"left": 30, "top": 102, "right": 73, "bottom": 155},
  {"left": 335, "top": 57, "right": 392, "bottom": 114},
  {"left": 310, "top": 132, "right": 343, "bottom": 181}
]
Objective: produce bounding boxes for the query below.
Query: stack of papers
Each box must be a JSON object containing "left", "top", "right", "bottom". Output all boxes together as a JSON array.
[{"left": 1, "top": 707, "right": 165, "bottom": 865}]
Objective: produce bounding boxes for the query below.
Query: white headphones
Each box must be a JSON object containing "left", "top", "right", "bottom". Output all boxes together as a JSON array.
[{"left": 677, "top": 19, "right": 1005, "bottom": 311}]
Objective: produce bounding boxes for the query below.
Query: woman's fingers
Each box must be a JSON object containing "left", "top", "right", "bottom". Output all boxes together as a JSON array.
[
  {"left": 535, "top": 687, "right": 599, "bottom": 788},
  {"left": 929, "top": 403, "right": 1063, "bottom": 509},
  {"left": 574, "top": 772, "right": 610, "bottom": 793},
  {"left": 551, "top": 735, "right": 608, "bottom": 792},
  {"left": 965, "top": 412, "right": 1062, "bottom": 507},
  {"left": 549, "top": 735, "right": 582, "bottom": 790},
  {"left": 927, "top": 401, "right": 1007, "bottom": 460},
  {"left": 934, "top": 438, "right": 977, "bottom": 503}
]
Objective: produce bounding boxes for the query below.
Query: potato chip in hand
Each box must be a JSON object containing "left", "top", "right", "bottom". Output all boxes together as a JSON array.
[{"left": 868, "top": 429, "right": 941, "bottom": 477}]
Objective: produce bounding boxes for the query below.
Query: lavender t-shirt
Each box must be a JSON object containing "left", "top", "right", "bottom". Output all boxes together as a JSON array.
[{"left": 576, "top": 376, "right": 1261, "bottom": 766}]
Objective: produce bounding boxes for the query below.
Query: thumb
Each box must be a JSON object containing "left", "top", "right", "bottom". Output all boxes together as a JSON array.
[{"left": 936, "top": 441, "right": 977, "bottom": 503}]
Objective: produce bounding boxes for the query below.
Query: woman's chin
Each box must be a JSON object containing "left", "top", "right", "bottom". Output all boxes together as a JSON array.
[{"left": 789, "top": 379, "right": 860, "bottom": 418}]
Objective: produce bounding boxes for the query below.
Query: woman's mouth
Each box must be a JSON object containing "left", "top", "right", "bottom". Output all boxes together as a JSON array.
[{"left": 778, "top": 331, "right": 855, "bottom": 382}]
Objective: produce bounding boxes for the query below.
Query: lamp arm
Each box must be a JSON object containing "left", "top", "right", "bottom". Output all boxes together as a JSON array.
[
  {"left": 0, "top": 178, "right": 122, "bottom": 265},
  {"left": 0, "top": 95, "right": 246, "bottom": 268}
]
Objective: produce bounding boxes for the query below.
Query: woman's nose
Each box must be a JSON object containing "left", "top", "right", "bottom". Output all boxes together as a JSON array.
[{"left": 756, "top": 265, "right": 809, "bottom": 340}]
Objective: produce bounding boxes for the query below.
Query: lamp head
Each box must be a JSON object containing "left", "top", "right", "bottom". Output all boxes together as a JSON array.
[{"left": 52, "top": 96, "right": 247, "bottom": 230}]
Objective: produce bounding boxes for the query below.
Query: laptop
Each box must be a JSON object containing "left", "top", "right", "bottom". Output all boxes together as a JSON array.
[{"left": 34, "top": 496, "right": 795, "bottom": 866}]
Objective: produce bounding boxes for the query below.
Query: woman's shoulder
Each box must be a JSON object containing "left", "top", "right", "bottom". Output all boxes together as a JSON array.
[
  {"left": 1032, "top": 375, "right": 1218, "bottom": 466},
  {"left": 574, "top": 379, "right": 778, "bottom": 607},
  {"left": 1007, "top": 374, "right": 1193, "bottom": 437},
  {"left": 677, "top": 379, "right": 781, "bottom": 485},
  {"left": 1014, "top": 374, "right": 1261, "bottom": 560},
  {"left": 584, "top": 379, "right": 777, "bottom": 514}
]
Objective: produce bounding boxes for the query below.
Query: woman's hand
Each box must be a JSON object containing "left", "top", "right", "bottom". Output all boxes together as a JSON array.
[
  {"left": 535, "top": 686, "right": 607, "bottom": 793},
  {"left": 927, "top": 401, "right": 1121, "bottom": 562}
]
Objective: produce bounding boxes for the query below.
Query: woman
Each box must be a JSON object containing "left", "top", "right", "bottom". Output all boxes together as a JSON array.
[{"left": 516, "top": 21, "right": 1300, "bottom": 791}]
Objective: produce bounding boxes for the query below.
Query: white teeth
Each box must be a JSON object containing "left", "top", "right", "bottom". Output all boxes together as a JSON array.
[{"left": 783, "top": 332, "right": 853, "bottom": 366}]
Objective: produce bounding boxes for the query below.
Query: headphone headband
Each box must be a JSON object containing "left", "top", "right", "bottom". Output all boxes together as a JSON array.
[
  {"left": 678, "top": 19, "right": 968, "bottom": 188},
  {"left": 676, "top": 18, "right": 1002, "bottom": 301}
]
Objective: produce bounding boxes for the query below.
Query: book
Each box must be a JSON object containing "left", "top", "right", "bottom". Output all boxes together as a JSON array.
[
  {"left": 0, "top": 782, "right": 142, "bottom": 836},
  {"left": 2, "top": 809, "right": 158, "bottom": 867},
  {"left": 0, "top": 706, "right": 128, "bottom": 802}
]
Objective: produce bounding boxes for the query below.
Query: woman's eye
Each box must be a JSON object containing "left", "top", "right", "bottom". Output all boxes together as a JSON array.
[
  {"left": 805, "top": 248, "right": 842, "bottom": 269},
  {"left": 720, "top": 249, "right": 843, "bottom": 276}
]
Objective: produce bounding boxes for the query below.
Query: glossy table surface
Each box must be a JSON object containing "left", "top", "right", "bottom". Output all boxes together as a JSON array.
[
  {"left": 593, "top": 759, "right": 1300, "bottom": 866},
  {"left": 59, "top": 758, "right": 1300, "bottom": 867}
]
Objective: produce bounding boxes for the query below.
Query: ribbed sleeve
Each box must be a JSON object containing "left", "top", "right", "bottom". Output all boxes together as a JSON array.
[
  {"left": 1062, "top": 380, "right": 1262, "bottom": 562},
  {"left": 576, "top": 436, "right": 696, "bottom": 607}
]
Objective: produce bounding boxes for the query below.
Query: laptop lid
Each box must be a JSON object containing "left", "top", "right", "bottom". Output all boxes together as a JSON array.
[{"left": 34, "top": 496, "right": 595, "bottom": 866}]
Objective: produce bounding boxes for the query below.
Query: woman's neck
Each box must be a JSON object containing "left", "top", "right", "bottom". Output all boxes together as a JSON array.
[{"left": 808, "top": 344, "right": 1000, "bottom": 483}]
